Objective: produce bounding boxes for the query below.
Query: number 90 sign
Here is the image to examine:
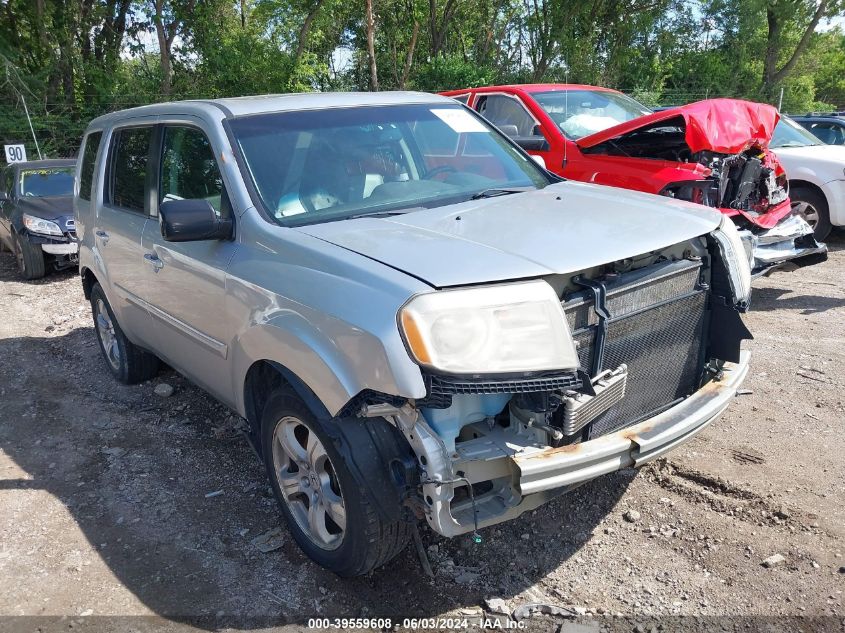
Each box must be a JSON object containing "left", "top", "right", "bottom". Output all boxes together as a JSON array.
[{"left": 4, "top": 144, "right": 28, "bottom": 163}]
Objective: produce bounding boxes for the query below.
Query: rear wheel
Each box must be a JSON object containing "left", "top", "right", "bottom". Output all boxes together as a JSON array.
[
  {"left": 90, "top": 283, "right": 159, "bottom": 383},
  {"left": 13, "top": 232, "right": 46, "bottom": 280},
  {"left": 791, "top": 186, "right": 831, "bottom": 241},
  {"left": 261, "top": 387, "right": 411, "bottom": 576}
]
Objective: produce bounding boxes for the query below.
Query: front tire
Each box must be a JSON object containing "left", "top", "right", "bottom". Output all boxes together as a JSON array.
[
  {"left": 13, "top": 232, "right": 46, "bottom": 280},
  {"left": 791, "top": 186, "right": 832, "bottom": 241},
  {"left": 90, "top": 283, "right": 159, "bottom": 384},
  {"left": 261, "top": 387, "right": 411, "bottom": 576}
]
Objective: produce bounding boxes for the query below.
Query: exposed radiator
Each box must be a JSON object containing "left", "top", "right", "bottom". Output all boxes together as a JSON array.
[{"left": 561, "top": 259, "right": 707, "bottom": 438}]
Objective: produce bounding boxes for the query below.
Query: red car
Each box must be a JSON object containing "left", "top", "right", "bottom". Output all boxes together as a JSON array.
[{"left": 441, "top": 84, "right": 826, "bottom": 274}]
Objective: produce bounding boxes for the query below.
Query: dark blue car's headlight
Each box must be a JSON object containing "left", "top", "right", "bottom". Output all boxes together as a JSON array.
[{"left": 23, "top": 213, "right": 63, "bottom": 237}]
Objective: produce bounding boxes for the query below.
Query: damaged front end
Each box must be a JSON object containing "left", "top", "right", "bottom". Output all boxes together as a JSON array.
[
  {"left": 578, "top": 99, "right": 828, "bottom": 275},
  {"left": 360, "top": 229, "right": 752, "bottom": 538}
]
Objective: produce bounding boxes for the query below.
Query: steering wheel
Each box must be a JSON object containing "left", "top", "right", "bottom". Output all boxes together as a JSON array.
[{"left": 423, "top": 165, "right": 457, "bottom": 180}]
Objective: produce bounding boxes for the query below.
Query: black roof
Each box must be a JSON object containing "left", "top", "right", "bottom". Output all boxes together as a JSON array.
[
  {"left": 790, "top": 113, "right": 845, "bottom": 121},
  {"left": 4, "top": 158, "right": 76, "bottom": 171}
]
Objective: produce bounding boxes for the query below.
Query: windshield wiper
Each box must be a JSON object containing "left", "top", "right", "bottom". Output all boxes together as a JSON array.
[
  {"left": 469, "top": 187, "right": 534, "bottom": 200},
  {"left": 344, "top": 207, "right": 425, "bottom": 220}
]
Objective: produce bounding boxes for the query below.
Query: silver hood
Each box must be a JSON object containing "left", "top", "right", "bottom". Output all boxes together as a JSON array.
[{"left": 296, "top": 181, "right": 723, "bottom": 288}]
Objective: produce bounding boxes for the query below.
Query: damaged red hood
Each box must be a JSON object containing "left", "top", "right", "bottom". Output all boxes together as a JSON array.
[{"left": 576, "top": 98, "right": 780, "bottom": 154}]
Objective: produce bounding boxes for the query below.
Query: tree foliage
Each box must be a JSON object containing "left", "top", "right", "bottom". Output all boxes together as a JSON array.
[{"left": 0, "top": 0, "right": 842, "bottom": 156}]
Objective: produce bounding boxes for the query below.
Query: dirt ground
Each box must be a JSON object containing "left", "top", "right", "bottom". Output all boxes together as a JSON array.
[{"left": 0, "top": 235, "right": 843, "bottom": 633}]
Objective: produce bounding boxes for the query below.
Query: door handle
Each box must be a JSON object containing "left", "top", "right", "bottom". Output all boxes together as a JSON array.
[
  {"left": 144, "top": 252, "right": 164, "bottom": 272},
  {"left": 95, "top": 230, "right": 109, "bottom": 244}
]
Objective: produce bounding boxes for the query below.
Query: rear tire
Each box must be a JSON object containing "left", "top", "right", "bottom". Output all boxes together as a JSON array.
[
  {"left": 90, "top": 283, "right": 159, "bottom": 384},
  {"left": 13, "top": 232, "right": 46, "bottom": 280},
  {"left": 261, "top": 387, "right": 411, "bottom": 576},
  {"left": 791, "top": 186, "right": 832, "bottom": 241}
]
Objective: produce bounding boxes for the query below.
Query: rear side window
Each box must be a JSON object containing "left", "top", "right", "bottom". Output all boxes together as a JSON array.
[
  {"left": 79, "top": 131, "right": 102, "bottom": 201},
  {"left": 108, "top": 127, "right": 152, "bottom": 213}
]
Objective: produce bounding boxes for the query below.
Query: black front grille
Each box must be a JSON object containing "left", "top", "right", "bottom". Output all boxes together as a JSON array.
[
  {"left": 564, "top": 259, "right": 708, "bottom": 438},
  {"left": 420, "top": 372, "right": 581, "bottom": 409}
]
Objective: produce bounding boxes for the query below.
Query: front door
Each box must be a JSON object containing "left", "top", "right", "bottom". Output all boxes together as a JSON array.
[{"left": 139, "top": 123, "right": 239, "bottom": 404}]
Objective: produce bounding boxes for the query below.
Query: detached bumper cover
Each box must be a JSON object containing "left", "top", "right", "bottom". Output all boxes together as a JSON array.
[
  {"left": 23, "top": 231, "right": 79, "bottom": 256},
  {"left": 740, "top": 215, "right": 827, "bottom": 277},
  {"left": 41, "top": 242, "right": 79, "bottom": 255},
  {"left": 514, "top": 351, "right": 751, "bottom": 495}
]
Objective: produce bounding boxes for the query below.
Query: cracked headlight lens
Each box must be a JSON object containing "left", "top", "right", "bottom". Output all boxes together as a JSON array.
[
  {"left": 399, "top": 280, "right": 579, "bottom": 374},
  {"left": 23, "top": 214, "right": 63, "bottom": 236},
  {"left": 712, "top": 216, "right": 752, "bottom": 308}
]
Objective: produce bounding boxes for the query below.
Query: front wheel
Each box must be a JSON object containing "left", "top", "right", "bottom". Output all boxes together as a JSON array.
[
  {"left": 791, "top": 187, "right": 832, "bottom": 241},
  {"left": 13, "top": 232, "right": 46, "bottom": 280},
  {"left": 90, "top": 283, "right": 159, "bottom": 384},
  {"left": 261, "top": 387, "right": 411, "bottom": 576}
]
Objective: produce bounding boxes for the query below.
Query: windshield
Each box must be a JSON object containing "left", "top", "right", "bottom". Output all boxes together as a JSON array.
[
  {"left": 771, "top": 117, "right": 823, "bottom": 148},
  {"left": 229, "top": 103, "right": 550, "bottom": 227},
  {"left": 19, "top": 167, "right": 75, "bottom": 197},
  {"left": 532, "top": 90, "right": 651, "bottom": 140}
]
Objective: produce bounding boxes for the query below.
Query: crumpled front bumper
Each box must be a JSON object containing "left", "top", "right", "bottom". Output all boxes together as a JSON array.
[
  {"left": 23, "top": 230, "right": 79, "bottom": 257},
  {"left": 422, "top": 351, "right": 751, "bottom": 537},
  {"left": 513, "top": 351, "right": 750, "bottom": 495},
  {"left": 739, "top": 215, "right": 827, "bottom": 278}
]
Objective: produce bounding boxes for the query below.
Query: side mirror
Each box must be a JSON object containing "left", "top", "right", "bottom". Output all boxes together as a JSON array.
[{"left": 159, "top": 199, "right": 232, "bottom": 242}]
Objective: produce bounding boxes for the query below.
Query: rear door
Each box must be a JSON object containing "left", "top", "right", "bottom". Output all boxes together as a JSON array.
[
  {"left": 139, "top": 122, "right": 239, "bottom": 404},
  {"left": 94, "top": 124, "right": 156, "bottom": 343}
]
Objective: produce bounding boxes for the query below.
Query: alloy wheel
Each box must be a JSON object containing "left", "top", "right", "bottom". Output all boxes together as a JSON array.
[
  {"left": 792, "top": 200, "right": 819, "bottom": 228},
  {"left": 95, "top": 299, "right": 121, "bottom": 371},
  {"left": 271, "top": 415, "right": 346, "bottom": 550}
]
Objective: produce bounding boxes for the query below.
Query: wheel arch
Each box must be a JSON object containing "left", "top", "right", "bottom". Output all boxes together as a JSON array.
[
  {"left": 242, "top": 358, "right": 333, "bottom": 452},
  {"left": 80, "top": 266, "right": 99, "bottom": 300},
  {"left": 789, "top": 179, "right": 828, "bottom": 206}
]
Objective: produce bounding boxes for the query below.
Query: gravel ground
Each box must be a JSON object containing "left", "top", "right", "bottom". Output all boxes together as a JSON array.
[{"left": 0, "top": 236, "right": 843, "bottom": 632}]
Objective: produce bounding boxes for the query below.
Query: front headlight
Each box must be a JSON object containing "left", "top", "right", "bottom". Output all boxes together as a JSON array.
[
  {"left": 399, "top": 280, "right": 579, "bottom": 374},
  {"left": 23, "top": 214, "right": 63, "bottom": 237},
  {"left": 712, "top": 216, "right": 752, "bottom": 308}
]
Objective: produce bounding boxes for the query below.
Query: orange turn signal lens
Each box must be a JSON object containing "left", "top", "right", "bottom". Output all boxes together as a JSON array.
[{"left": 400, "top": 310, "right": 431, "bottom": 365}]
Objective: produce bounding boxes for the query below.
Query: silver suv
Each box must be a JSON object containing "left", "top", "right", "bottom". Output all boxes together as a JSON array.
[{"left": 75, "top": 92, "right": 752, "bottom": 576}]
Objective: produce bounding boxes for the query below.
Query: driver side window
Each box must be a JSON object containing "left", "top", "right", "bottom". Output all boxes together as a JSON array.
[
  {"left": 476, "top": 94, "right": 543, "bottom": 139},
  {"left": 160, "top": 126, "right": 229, "bottom": 218}
]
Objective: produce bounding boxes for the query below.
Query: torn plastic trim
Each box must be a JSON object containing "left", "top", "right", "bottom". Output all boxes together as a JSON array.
[{"left": 513, "top": 351, "right": 750, "bottom": 495}]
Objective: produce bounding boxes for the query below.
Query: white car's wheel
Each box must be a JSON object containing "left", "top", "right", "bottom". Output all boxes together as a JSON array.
[{"left": 791, "top": 187, "right": 832, "bottom": 241}]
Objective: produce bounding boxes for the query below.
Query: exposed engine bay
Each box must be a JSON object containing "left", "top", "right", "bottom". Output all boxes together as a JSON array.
[{"left": 582, "top": 116, "right": 789, "bottom": 216}]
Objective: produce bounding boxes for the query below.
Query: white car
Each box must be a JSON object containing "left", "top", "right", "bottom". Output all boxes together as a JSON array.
[{"left": 772, "top": 116, "right": 845, "bottom": 240}]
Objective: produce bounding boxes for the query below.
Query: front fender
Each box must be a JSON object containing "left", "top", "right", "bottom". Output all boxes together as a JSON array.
[{"left": 231, "top": 311, "right": 426, "bottom": 419}]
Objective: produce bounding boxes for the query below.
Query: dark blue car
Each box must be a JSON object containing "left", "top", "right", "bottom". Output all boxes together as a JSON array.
[
  {"left": 790, "top": 114, "right": 845, "bottom": 145},
  {"left": 0, "top": 159, "right": 77, "bottom": 279}
]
